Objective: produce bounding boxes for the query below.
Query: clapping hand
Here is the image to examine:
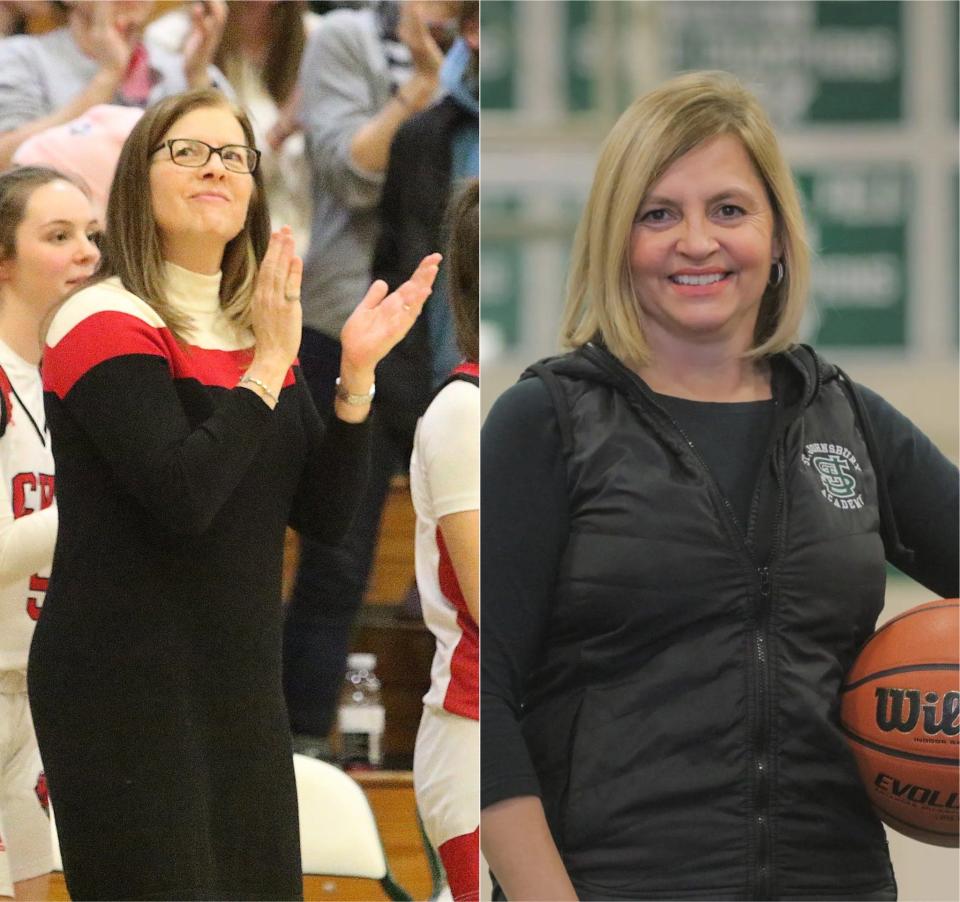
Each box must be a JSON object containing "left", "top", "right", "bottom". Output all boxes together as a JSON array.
[
  {"left": 248, "top": 227, "right": 303, "bottom": 378},
  {"left": 339, "top": 253, "right": 442, "bottom": 377},
  {"left": 83, "top": 1, "right": 140, "bottom": 77},
  {"left": 183, "top": 0, "right": 227, "bottom": 89},
  {"left": 396, "top": 1, "right": 444, "bottom": 78},
  {"left": 267, "top": 87, "right": 303, "bottom": 152}
]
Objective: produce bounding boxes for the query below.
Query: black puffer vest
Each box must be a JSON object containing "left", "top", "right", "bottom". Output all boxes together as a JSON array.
[{"left": 520, "top": 343, "right": 899, "bottom": 901}]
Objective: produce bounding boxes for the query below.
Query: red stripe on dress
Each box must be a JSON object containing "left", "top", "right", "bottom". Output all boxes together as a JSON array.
[
  {"left": 452, "top": 360, "right": 479, "bottom": 379},
  {"left": 43, "top": 311, "right": 171, "bottom": 398},
  {"left": 437, "top": 526, "right": 478, "bottom": 720},
  {"left": 43, "top": 310, "right": 296, "bottom": 398}
]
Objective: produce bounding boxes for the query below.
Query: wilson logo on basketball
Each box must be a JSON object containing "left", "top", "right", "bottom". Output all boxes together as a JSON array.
[
  {"left": 875, "top": 688, "right": 960, "bottom": 736},
  {"left": 840, "top": 598, "right": 959, "bottom": 847}
]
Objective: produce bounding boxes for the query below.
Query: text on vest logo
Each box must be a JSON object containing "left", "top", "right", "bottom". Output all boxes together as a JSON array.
[{"left": 801, "top": 442, "right": 864, "bottom": 510}]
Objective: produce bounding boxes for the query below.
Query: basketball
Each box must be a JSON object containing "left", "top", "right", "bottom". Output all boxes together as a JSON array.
[{"left": 840, "top": 599, "right": 959, "bottom": 847}]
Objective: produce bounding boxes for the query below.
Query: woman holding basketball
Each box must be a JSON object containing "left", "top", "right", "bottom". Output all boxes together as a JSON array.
[
  {"left": 27, "top": 88, "right": 439, "bottom": 900},
  {"left": 481, "top": 71, "right": 959, "bottom": 901},
  {"left": 0, "top": 167, "right": 99, "bottom": 902}
]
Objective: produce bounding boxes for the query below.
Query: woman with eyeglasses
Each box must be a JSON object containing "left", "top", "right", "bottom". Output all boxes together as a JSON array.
[
  {"left": 27, "top": 88, "right": 439, "bottom": 901},
  {"left": 0, "top": 166, "right": 99, "bottom": 902}
]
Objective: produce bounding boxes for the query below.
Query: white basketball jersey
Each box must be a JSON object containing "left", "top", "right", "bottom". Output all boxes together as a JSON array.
[{"left": 0, "top": 338, "right": 56, "bottom": 672}]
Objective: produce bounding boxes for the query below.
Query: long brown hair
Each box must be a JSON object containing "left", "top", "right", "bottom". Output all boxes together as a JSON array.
[
  {"left": 445, "top": 179, "right": 479, "bottom": 362},
  {"left": 214, "top": 1, "right": 306, "bottom": 106},
  {"left": 96, "top": 88, "right": 270, "bottom": 342}
]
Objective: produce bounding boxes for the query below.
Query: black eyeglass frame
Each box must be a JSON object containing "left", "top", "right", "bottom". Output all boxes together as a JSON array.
[{"left": 151, "top": 138, "right": 261, "bottom": 174}]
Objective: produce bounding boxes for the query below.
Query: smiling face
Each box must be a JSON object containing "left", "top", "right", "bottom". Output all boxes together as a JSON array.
[
  {"left": 629, "top": 133, "right": 781, "bottom": 353},
  {"left": 0, "top": 180, "right": 100, "bottom": 313},
  {"left": 149, "top": 105, "right": 255, "bottom": 268}
]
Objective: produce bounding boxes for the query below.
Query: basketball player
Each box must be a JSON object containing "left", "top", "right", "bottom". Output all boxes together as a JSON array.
[
  {"left": 0, "top": 167, "right": 99, "bottom": 900},
  {"left": 410, "top": 180, "right": 479, "bottom": 901}
]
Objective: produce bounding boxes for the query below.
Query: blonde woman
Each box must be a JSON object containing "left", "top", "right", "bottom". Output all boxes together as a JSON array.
[
  {"left": 481, "top": 71, "right": 958, "bottom": 900},
  {"left": 28, "top": 88, "right": 439, "bottom": 900}
]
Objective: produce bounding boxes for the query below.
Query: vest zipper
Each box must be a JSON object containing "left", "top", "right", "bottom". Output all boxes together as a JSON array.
[
  {"left": 660, "top": 416, "right": 781, "bottom": 900},
  {"left": 752, "top": 438, "right": 786, "bottom": 900},
  {"left": 754, "top": 564, "right": 773, "bottom": 902},
  {"left": 626, "top": 381, "right": 780, "bottom": 900},
  {"left": 581, "top": 343, "right": 788, "bottom": 896}
]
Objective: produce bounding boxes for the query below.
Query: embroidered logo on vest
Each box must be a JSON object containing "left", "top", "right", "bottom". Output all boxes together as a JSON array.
[{"left": 801, "top": 442, "right": 864, "bottom": 510}]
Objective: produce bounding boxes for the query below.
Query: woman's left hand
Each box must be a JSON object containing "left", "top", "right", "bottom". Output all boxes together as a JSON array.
[{"left": 339, "top": 253, "right": 442, "bottom": 374}]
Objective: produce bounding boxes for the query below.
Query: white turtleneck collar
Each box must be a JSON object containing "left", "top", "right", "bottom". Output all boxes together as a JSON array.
[
  {"left": 161, "top": 261, "right": 252, "bottom": 351},
  {"left": 162, "top": 261, "right": 222, "bottom": 316}
]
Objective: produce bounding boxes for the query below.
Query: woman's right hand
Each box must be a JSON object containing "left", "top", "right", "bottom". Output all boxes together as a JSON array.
[
  {"left": 247, "top": 228, "right": 303, "bottom": 391},
  {"left": 82, "top": 1, "right": 138, "bottom": 77},
  {"left": 397, "top": 1, "right": 444, "bottom": 78}
]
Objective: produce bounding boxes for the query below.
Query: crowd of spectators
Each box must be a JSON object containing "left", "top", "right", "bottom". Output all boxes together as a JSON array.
[{"left": 0, "top": 0, "right": 478, "bottom": 754}]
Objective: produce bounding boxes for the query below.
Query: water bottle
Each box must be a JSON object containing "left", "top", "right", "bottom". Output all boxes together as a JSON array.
[{"left": 337, "top": 652, "right": 385, "bottom": 769}]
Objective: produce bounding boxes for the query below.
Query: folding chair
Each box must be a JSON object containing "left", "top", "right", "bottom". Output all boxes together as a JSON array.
[{"left": 293, "top": 753, "right": 412, "bottom": 900}]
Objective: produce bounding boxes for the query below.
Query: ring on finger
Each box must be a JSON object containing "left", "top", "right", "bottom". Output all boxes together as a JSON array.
[
  {"left": 402, "top": 302, "right": 412, "bottom": 312},
  {"left": 285, "top": 293, "right": 301, "bottom": 302}
]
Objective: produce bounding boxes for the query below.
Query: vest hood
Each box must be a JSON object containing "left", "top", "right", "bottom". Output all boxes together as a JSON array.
[{"left": 525, "top": 342, "right": 832, "bottom": 413}]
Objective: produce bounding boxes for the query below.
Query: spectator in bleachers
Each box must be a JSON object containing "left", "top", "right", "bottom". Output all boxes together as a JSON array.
[
  {"left": 284, "top": 0, "right": 462, "bottom": 757},
  {"left": 212, "top": 0, "right": 318, "bottom": 253},
  {"left": 147, "top": 0, "right": 316, "bottom": 249},
  {"left": 371, "top": 0, "right": 478, "bottom": 531},
  {"left": 12, "top": 103, "right": 143, "bottom": 218},
  {"left": 0, "top": 2, "right": 61, "bottom": 37},
  {"left": 0, "top": 0, "right": 230, "bottom": 170}
]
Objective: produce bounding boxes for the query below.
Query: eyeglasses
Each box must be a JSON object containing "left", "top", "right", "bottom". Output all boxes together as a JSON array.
[{"left": 151, "top": 138, "right": 260, "bottom": 174}]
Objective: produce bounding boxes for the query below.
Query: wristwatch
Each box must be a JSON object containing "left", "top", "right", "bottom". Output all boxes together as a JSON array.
[{"left": 335, "top": 376, "right": 376, "bottom": 406}]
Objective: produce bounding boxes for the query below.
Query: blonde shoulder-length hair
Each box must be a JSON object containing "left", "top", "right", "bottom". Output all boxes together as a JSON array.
[
  {"left": 96, "top": 88, "right": 270, "bottom": 342},
  {"left": 561, "top": 70, "right": 810, "bottom": 367}
]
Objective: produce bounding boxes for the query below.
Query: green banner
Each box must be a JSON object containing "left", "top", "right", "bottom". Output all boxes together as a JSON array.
[
  {"left": 564, "top": 0, "right": 594, "bottom": 112},
  {"left": 480, "top": 0, "right": 517, "bottom": 111},
  {"left": 480, "top": 195, "right": 523, "bottom": 351},
  {"left": 796, "top": 167, "right": 910, "bottom": 347},
  {"left": 663, "top": 0, "right": 903, "bottom": 125}
]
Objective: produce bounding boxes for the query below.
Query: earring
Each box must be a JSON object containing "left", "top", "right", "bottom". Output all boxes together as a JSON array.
[{"left": 769, "top": 259, "right": 785, "bottom": 288}]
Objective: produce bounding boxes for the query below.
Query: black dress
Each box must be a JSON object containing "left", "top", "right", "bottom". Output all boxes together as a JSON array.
[{"left": 28, "top": 267, "right": 369, "bottom": 901}]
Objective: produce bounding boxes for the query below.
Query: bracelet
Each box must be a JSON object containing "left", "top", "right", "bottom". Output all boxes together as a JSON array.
[
  {"left": 239, "top": 375, "right": 279, "bottom": 406},
  {"left": 335, "top": 376, "right": 375, "bottom": 406}
]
